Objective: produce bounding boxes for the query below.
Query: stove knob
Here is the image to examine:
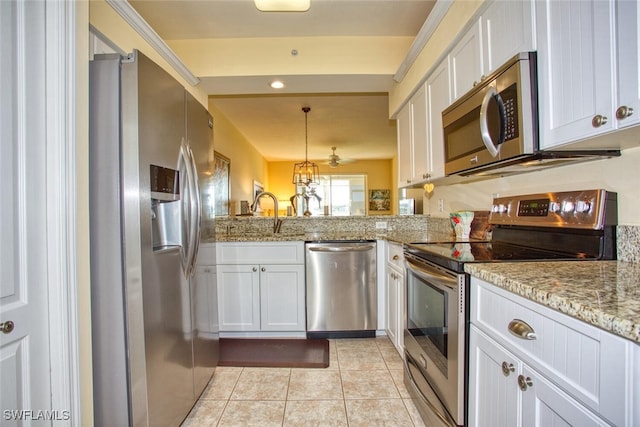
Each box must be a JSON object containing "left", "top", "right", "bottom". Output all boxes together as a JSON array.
[
  {"left": 497, "top": 204, "right": 508, "bottom": 213},
  {"left": 576, "top": 200, "right": 591, "bottom": 213},
  {"left": 549, "top": 201, "right": 561, "bottom": 213},
  {"left": 491, "top": 204, "right": 500, "bottom": 213},
  {"left": 562, "top": 201, "right": 575, "bottom": 213}
]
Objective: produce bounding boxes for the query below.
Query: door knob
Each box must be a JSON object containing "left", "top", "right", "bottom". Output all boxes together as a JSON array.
[
  {"left": 261, "top": 267, "right": 266, "bottom": 272},
  {"left": 1, "top": 321, "right": 15, "bottom": 334},
  {"left": 517, "top": 374, "right": 533, "bottom": 391}
]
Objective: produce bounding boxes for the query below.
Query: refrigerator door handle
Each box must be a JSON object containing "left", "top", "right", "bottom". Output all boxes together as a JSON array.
[
  {"left": 178, "top": 139, "right": 198, "bottom": 277},
  {"left": 186, "top": 142, "right": 201, "bottom": 275}
]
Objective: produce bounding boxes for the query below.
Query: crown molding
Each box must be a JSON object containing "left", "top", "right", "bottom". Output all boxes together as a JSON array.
[
  {"left": 393, "top": 0, "right": 453, "bottom": 83},
  {"left": 106, "top": 0, "right": 200, "bottom": 86}
]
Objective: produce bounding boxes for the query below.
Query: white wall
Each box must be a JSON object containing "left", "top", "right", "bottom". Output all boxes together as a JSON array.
[{"left": 425, "top": 146, "right": 640, "bottom": 226}]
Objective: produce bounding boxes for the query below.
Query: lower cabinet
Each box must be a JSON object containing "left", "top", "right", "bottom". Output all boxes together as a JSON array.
[
  {"left": 385, "top": 242, "right": 405, "bottom": 355},
  {"left": 470, "top": 326, "right": 612, "bottom": 427},
  {"left": 468, "top": 277, "right": 638, "bottom": 427},
  {"left": 217, "top": 242, "right": 305, "bottom": 333}
]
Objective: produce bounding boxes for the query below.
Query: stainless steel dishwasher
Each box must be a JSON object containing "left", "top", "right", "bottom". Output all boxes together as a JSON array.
[{"left": 305, "top": 241, "right": 377, "bottom": 338}]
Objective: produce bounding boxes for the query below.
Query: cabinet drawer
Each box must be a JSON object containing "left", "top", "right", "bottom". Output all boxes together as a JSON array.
[
  {"left": 471, "top": 278, "right": 632, "bottom": 426},
  {"left": 387, "top": 242, "right": 404, "bottom": 270},
  {"left": 218, "top": 242, "right": 304, "bottom": 265}
]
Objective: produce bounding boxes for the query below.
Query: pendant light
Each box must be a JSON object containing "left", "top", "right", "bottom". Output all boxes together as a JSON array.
[{"left": 292, "top": 107, "right": 320, "bottom": 187}]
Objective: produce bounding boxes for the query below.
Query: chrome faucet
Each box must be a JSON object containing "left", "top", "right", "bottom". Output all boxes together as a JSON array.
[{"left": 251, "top": 191, "right": 283, "bottom": 233}]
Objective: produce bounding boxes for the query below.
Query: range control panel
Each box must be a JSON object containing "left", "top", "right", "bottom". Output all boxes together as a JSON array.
[{"left": 489, "top": 190, "right": 617, "bottom": 229}]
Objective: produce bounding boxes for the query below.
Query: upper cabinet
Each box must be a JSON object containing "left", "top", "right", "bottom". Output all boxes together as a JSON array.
[
  {"left": 450, "top": 0, "right": 535, "bottom": 102},
  {"left": 397, "top": 70, "right": 449, "bottom": 189},
  {"left": 450, "top": 20, "right": 483, "bottom": 101},
  {"left": 481, "top": 0, "right": 536, "bottom": 75},
  {"left": 536, "top": 0, "right": 639, "bottom": 149}
]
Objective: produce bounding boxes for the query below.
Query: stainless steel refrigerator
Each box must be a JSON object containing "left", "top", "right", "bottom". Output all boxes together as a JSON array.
[{"left": 89, "top": 50, "right": 218, "bottom": 426}]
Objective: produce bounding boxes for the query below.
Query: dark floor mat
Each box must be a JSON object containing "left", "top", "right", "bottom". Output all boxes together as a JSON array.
[{"left": 218, "top": 338, "right": 329, "bottom": 368}]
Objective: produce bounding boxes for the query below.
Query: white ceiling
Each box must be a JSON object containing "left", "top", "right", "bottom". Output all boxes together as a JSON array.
[{"left": 128, "top": 0, "right": 435, "bottom": 162}]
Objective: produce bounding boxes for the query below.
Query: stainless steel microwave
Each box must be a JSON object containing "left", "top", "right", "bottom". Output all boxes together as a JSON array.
[{"left": 442, "top": 52, "right": 538, "bottom": 176}]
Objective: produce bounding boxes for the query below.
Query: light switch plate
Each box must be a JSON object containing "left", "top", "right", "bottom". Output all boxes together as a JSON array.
[{"left": 375, "top": 221, "right": 387, "bottom": 229}]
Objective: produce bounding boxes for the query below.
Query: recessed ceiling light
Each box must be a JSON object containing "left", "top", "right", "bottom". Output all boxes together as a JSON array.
[
  {"left": 254, "top": 0, "right": 310, "bottom": 12},
  {"left": 270, "top": 80, "right": 285, "bottom": 89}
]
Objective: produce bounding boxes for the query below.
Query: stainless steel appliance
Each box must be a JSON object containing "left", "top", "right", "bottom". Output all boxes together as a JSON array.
[
  {"left": 442, "top": 53, "right": 619, "bottom": 177},
  {"left": 305, "top": 241, "right": 377, "bottom": 338},
  {"left": 403, "top": 189, "right": 617, "bottom": 427},
  {"left": 89, "top": 51, "right": 218, "bottom": 426}
]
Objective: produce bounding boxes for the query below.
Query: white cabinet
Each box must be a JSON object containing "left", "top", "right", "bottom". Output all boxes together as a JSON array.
[
  {"left": 481, "top": 0, "right": 535, "bottom": 76},
  {"left": 470, "top": 327, "right": 613, "bottom": 427},
  {"left": 449, "top": 19, "right": 483, "bottom": 101},
  {"left": 217, "top": 242, "right": 305, "bottom": 334},
  {"left": 450, "top": 0, "right": 536, "bottom": 102},
  {"left": 384, "top": 242, "right": 405, "bottom": 354},
  {"left": 536, "top": 0, "right": 639, "bottom": 149},
  {"left": 468, "top": 277, "right": 638, "bottom": 427},
  {"left": 397, "top": 71, "right": 448, "bottom": 188},
  {"left": 425, "top": 59, "right": 450, "bottom": 181},
  {"left": 397, "top": 101, "right": 414, "bottom": 187}
]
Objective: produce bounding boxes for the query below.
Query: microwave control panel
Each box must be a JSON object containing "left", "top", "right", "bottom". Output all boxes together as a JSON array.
[{"left": 500, "top": 84, "right": 519, "bottom": 141}]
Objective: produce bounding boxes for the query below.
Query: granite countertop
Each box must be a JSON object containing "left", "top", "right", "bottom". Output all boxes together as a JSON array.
[
  {"left": 214, "top": 230, "right": 453, "bottom": 245},
  {"left": 465, "top": 261, "right": 640, "bottom": 344}
]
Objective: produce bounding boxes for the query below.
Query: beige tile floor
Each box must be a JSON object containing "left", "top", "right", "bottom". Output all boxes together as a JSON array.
[{"left": 182, "top": 336, "right": 427, "bottom": 426}]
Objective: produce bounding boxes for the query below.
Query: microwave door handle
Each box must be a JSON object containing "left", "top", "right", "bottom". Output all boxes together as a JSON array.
[{"left": 479, "top": 86, "right": 501, "bottom": 157}]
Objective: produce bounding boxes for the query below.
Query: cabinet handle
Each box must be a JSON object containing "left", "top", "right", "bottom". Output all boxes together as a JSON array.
[
  {"left": 616, "top": 105, "right": 634, "bottom": 120},
  {"left": 508, "top": 319, "right": 537, "bottom": 340},
  {"left": 501, "top": 361, "right": 515, "bottom": 377},
  {"left": 517, "top": 375, "right": 533, "bottom": 391},
  {"left": 591, "top": 114, "right": 608, "bottom": 128},
  {"left": 406, "top": 179, "right": 411, "bottom": 184},
  {"left": 252, "top": 267, "right": 258, "bottom": 272},
  {"left": 1, "top": 321, "right": 15, "bottom": 334},
  {"left": 392, "top": 255, "right": 399, "bottom": 261},
  {"left": 261, "top": 267, "right": 266, "bottom": 272}
]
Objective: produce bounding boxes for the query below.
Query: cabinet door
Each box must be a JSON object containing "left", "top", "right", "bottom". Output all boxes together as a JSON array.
[
  {"left": 468, "top": 326, "right": 520, "bottom": 427},
  {"left": 425, "top": 59, "right": 451, "bottom": 180},
  {"left": 411, "top": 85, "right": 429, "bottom": 182},
  {"left": 450, "top": 19, "right": 483, "bottom": 101},
  {"left": 217, "top": 265, "right": 260, "bottom": 331},
  {"left": 520, "top": 366, "right": 611, "bottom": 427},
  {"left": 615, "top": 0, "right": 640, "bottom": 129},
  {"left": 536, "top": 0, "right": 615, "bottom": 148},
  {"left": 260, "top": 264, "right": 305, "bottom": 331},
  {"left": 397, "top": 102, "right": 413, "bottom": 187},
  {"left": 385, "top": 266, "right": 399, "bottom": 347},
  {"left": 482, "top": 0, "right": 535, "bottom": 75}
]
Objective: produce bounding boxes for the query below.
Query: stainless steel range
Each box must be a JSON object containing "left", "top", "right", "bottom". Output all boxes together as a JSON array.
[{"left": 402, "top": 189, "right": 617, "bottom": 427}]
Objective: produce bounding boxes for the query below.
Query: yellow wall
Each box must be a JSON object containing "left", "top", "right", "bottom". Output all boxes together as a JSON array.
[
  {"left": 268, "top": 159, "right": 395, "bottom": 215},
  {"left": 208, "top": 102, "right": 269, "bottom": 211}
]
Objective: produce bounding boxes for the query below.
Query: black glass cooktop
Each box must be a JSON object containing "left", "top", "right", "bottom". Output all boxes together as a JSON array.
[{"left": 405, "top": 241, "right": 596, "bottom": 273}]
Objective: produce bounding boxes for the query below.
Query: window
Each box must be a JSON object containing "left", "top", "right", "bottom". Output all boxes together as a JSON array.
[{"left": 295, "top": 174, "right": 366, "bottom": 216}]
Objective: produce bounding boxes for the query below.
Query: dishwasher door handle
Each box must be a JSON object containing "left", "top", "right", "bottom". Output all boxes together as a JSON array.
[{"left": 308, "top": 245, "right": 375, "bottom": 253}]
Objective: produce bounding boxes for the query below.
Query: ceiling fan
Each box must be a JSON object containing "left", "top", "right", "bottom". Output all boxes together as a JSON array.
[{"left": 325, "top": 146, "right": 354, "bottom": 168}]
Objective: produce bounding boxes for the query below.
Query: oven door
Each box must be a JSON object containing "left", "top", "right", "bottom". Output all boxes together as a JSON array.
[{"left": 403, "top": 254, "right": 466, "bottom": 426}]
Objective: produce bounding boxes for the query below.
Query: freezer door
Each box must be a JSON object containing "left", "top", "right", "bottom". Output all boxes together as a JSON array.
[{"left": 185, "top": 91, "right": 218, "bottom": 398}]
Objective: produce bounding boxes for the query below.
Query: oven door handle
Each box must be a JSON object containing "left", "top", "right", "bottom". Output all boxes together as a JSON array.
[
  {"left": 404, "top": 351, "right": 457, "bottom": 427},
  {"left": 405, "top": 258, "right": 458, "bottom": 291}
]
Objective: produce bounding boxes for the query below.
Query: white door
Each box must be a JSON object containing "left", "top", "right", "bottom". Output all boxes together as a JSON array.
[
  {"left": 217, "top": 265, "right": 261, "bottom": 331},
  {"left": 1, "top": 1, "right": 79, "bottom": 424}
]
